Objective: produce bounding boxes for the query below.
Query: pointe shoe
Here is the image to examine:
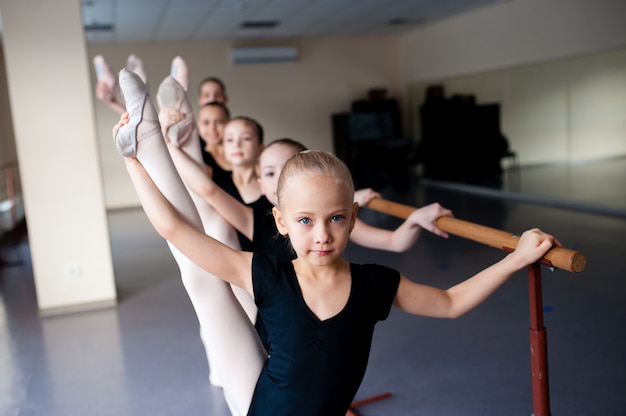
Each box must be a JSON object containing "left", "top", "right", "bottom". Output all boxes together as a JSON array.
[
  {"left": 126, "top": 53, "right": 148, "bottom": 84},
  {"left": 156, "top": 76, "right": 195, "bottom": 147},
  {"left": 115, "top": 69, "right": 161, "bottom": 157},
  {"left": 170, "top": 56, "right": 189, "bottom": 92},
  {"left": 93, "top": 55, "right": 117, "bottom": 89}
]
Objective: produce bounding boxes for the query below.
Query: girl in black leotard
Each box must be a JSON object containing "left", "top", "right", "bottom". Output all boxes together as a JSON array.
[
  {"left": 115, "top": 68, "right": 557, "bottom": 416},
  {"left": 169, "top": 136, "right": 454, "bottom": 261}
]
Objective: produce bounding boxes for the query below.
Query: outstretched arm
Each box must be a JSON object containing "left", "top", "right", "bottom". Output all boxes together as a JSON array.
[
  {"left": 393, "top": 228, "right": 557, "bottom": 318},
  {"left": 166, "top": 142, "right": 255, "bottom": 240},
  {"left": 124, "top": 155, "right": 254, "bottom": 294},
  {"left": 349, "top": 203, "right": 452, "bottom": 252},
  {"left": 112, "top": 112, "right": 254, "bottom": 294}
]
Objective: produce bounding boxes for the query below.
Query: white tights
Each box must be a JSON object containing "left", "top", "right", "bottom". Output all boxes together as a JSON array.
[
  {"left": 117, "top": 69, "right": 265, "bottom": 416},
  {"left": 155, "top": 76, "right": 259, "bottom": 392}
]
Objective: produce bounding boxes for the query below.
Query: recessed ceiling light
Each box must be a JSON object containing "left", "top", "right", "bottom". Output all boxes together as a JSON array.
[
  {"left": 388, "top": 17, "right": 424, "bottom": 26},
  {"left": 240, "top": 21, "right": 279, "bottom": 29},
  {"left": 84, "top": 23, "right": 114, "bottom": 31}
]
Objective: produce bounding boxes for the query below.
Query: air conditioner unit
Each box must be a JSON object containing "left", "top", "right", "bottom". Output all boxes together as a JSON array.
[{"left": 231, "top": 46, "right": 298, "bottom": 64}]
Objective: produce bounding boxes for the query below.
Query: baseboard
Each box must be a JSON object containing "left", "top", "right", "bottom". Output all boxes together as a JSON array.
[{"left": 38, "top": 298, "right": 118, "bottom": 317}]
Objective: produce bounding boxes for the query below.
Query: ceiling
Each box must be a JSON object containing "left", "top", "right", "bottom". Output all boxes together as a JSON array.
[{"left": 80, "top": 0, "right": 506, "bottom": 44}]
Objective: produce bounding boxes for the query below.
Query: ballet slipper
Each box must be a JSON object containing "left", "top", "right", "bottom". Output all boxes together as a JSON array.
[
  {"left": 93, "top": 55, "right": 116, "bottom": 89},
  {"left": 114, "top": 69, "right": 161, "bottom": 157},
  {"left": 156, "top": 76, "right": 194, "bottom": 147},
  {"left": 126, "top": 53, "right": 148, "bottom": 84},
  {"left": 170, "top": 56, "right": 189, "bottom": 92},
  {"left": 93, "top": 55, "right": 126, "bottom": 113}
]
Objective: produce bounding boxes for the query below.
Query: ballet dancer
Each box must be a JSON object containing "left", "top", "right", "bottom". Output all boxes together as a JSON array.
[
  {"left": 116, "top": 69, "right": 265, "bottom": 415},
  {"left": 114, "top": 68, "right": 557, "bottom": 416},
  {"left": 155, "top": 76, "right": 258, "bottom": 392}
]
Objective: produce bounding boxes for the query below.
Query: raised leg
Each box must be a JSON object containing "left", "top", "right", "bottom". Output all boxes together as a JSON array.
[
  {"left": 126, "top": 53, "right": 148, "bottom": 84},
  {"left": 156, "top": 75, "right": 260, "bottom": 389},
  {"left": 93, "top": 55, "right": 126, "bottom": 115},
  {"left": 156, "top": 75, "right": 257, "bottom": 318},
  {"left": 116, "top": 69, "right": 265, "bottom": 416},
  {"left": 170, "top": 56, "right": 189, "bottom": 92}
]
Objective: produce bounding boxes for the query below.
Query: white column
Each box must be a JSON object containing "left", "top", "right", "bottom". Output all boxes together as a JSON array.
[{"left": 0, "top": 0, "right": 116, "bottom": 312}]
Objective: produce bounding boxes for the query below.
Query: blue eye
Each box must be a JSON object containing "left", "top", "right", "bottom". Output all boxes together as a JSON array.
[
  {"left": 299, "top": 217, "right": 311, "bottom": 225},
  {"left": 331, "top": 215, "right": 344, "bottom": 223}
]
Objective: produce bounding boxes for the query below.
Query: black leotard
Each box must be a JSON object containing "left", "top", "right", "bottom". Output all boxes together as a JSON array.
[{"left": 248, "top": 253, "right": 400, "bottom": 416}]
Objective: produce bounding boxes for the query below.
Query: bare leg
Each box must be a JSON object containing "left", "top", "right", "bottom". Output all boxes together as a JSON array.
[{"left": 116, "top": 69, "right": 265, "bottom": 416}]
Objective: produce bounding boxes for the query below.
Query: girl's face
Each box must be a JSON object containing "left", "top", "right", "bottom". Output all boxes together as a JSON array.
[
  {"left": 258, "top": 144, "right": 300, "bottom": 206},
  {"left": 273, "top": 173, "right": 357, "bottom": 267},
  {"left": 223, "top": 119, "right": 262, "bottom": 168},
  {"left": 196, "top": 106, "right": 228, "bottom": 146},
  {"left": 198, "top": 81, "right": 226, "bottom": 106}
]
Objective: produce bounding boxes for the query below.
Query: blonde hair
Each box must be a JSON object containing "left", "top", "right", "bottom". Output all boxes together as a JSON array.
[{"left": 276, "top": 150, "right": 354, "bottom": 208}]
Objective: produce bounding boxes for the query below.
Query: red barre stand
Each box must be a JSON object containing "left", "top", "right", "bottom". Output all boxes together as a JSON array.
[
  {"left": 346, "top": 392, "right": 393, "bottom": 416},
  {"left": 345, "top": 262, "right": 552, "bottom": 416},
  {"left": 528, "top": 262, "right": 550, "bottom": 416},
  {"left": 364, "top": 198, "right": 587, "bottom": 416}
]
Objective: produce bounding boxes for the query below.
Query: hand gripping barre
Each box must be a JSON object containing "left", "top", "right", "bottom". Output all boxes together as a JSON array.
[{"left": 366, "top": 198, "right": 586, "bottom": 273}]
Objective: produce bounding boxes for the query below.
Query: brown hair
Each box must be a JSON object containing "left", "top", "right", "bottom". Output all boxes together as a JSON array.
[
  {"left": 229, "top": 116, "right": 264, "bottom": 144},
  {"left": 265, "top": 138, "right": 307, "bottom": 153},
  {"left": 200, "top": 101, "right": 230, "bottom": 119},
  {"left": 198, "top": 76, "right": 226, "bottom": 95}
]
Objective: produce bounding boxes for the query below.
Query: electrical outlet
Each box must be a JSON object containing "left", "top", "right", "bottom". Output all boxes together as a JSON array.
[{"left": 67, "top": 264, "right": 82, "bottom": 278}]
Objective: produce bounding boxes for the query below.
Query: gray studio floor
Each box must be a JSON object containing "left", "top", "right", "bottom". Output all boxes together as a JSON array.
[{"left": 1, "top": 157, "right": 625, "bottom": 415}]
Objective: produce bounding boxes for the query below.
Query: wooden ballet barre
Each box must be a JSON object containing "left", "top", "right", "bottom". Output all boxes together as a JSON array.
[{"left": 366, "top": 198, "right": 586, "bottom": 273}]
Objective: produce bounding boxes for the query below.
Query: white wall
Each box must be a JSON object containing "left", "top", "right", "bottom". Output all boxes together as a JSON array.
[
  {"left": 399, "top": 0, "right": 626, "bottom": 81},
  {"left": 4, "top": 0, "right": 626, "bottom": 212},
  {"left": 409, "top": 49, "right": 626, "bottom": 165},
  {"left": 400, "top": 0, "right": 626, "bottom": 165},
  {"left": 0, "top": 0, "right": 116, "bottom": 312},
  {"left": 89, "top": 36, "right": 402, "bottom": 209}
]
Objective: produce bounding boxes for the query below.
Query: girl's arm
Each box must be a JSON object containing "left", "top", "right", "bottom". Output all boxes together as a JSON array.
[
  {"left": 124, "top": 156, "right": 254, "bottom": 294},
  {"left": 349, "top": 203, "right": 452, "bottom": 252},
  {"left": 166, "top": 143, "right": 255, "bottom": 240},
  {"left": 393, "top": 228, "right": 556, "bottom": 318}
]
